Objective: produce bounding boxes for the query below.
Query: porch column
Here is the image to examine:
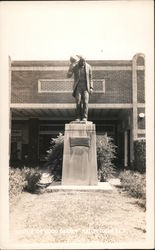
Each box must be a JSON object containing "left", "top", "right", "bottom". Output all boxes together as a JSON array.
[
  {"left": 132, "top": 55, "right": 138, "bottom": 141},
  {"left": 124, "top": 131, "right": 128, "bottom": 167},
  {"left": 28, "top": 118, "right": 39, "bottom": 166}
]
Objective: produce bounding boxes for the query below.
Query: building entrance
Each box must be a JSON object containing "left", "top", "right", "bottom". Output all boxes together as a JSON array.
[
  {"left": 38, "top": 120, "right": 118, "bottom": 165},
  {"left": 10, "top": 108, "right": 133, "bottom": 168}
]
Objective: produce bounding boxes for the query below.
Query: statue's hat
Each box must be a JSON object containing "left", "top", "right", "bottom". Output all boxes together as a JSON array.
[
  {"left": 76, "top": 55, "right": 86, "bottom": 61},
  {"left": 70, "top": 55, "right": 79, "bottom": 63}
]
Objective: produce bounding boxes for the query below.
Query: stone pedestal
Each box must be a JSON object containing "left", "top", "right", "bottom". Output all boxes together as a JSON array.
[{"left": 62, "top": 121, "right": 98, "bottom": 185}]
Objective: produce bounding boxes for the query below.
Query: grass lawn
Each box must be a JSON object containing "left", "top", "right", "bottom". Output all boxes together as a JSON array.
[{"left": 10, "top": 187, "right": 146, "bottom": 244}]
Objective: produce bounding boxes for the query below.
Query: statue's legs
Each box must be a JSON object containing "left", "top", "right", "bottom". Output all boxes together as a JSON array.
[
  {"left": 82, "top": 90, "right": 89, "bottom": 120},
  {"left": 75, "top": 90, "right": 82, "bottom": 120},
  {"left": 75, "top": 85, "right": 89, "bottom": 121}
]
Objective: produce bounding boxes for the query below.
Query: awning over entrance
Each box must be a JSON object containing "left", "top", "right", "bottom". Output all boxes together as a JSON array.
[{"left": 11, "top": 103, "right": 132, "bottom": 120}]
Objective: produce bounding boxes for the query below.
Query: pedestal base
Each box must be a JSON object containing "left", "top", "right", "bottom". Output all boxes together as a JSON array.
[
  {"left": 46, "top": 182, "right": 113, "bottom": 192},
  {"left": 62, "top": 121, "right": 98, "bottom": 185}
]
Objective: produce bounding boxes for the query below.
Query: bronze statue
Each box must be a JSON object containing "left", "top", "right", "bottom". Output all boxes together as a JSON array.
[{"left": 67, "top": 55, "right": 93, "bottom": 121}]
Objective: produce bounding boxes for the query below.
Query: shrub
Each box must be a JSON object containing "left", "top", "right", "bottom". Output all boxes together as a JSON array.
[
  {"left": 119, "top": 170, "right": 146, "bottom": 209},
  {"left": 46, "top": 133, "right": 117, "bottom": 182},
  {"left": 9, "top": 167, "right": 27, "bottom": 205},
  {"left": 133, "top": 138, "right": 146, "bottom": 173},
  {"left": 96, "top": 134, "right": 117, "bottom": 181},
  {"left": 21, "top": 167, "right": 42, "bottom": 193},
  {"left": 45, "top": 133, "right": 64, "bottom": 180}
]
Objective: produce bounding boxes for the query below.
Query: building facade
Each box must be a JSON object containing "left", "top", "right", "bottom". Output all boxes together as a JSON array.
[{"left": 10, "top": 53, "right": 145, "bottom": 168}]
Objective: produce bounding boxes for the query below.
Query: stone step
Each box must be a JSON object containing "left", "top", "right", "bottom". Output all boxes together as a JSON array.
[
  {"left": 46, "top": 182, "right": 113, "bottom": 193},
  {"left": 108, "top": 178, "right": 121, "bottom": 187}
]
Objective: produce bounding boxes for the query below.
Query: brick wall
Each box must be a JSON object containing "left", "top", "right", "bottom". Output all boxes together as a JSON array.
[
  {"left": 11, "top": 67, "right": 133, "bottom": 104},
  {"left": 137, "top": 71, "right": 145, "bottom": 103}
]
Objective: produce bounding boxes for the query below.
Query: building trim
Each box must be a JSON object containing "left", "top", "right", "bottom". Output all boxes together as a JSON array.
[
  {"left": 89, "top": 104, "right": 133, "bottom": 109},
  {"left": 137, "top": 103, "right": 145, "bottom": 108},
  {"left": 12, "top": 117, "right": 119, "bottom": 121},
  {"left": 137, "top": 66, "right": 145, "bottom": 70},
  {"left": 11, "top": 65, "right": 144, "bottom": 71},
  {"left": 137, "top": 129, "right": 145, "bottom": 134},
  {"left": 10, "top": 103, "right": 133, "bottom": 109},
  {"left": 132, "top": 55, "right": 138, "bottom": 140},
  {"left": 132, "top": 53, "right": 145, "bottom": 141}
]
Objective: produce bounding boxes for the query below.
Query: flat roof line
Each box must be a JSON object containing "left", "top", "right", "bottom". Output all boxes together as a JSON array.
[{"left": 10, "top": 103, "right": 134, "bottom": 109}]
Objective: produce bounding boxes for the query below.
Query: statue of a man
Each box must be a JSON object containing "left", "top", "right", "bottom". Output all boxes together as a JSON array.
[{"left": 67, "top": 55, "right": 93, "bottom": 121}]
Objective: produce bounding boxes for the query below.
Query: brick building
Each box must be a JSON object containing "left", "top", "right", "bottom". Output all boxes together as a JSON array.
[{"left": 10, "top": 53, "right": 145, "bottom": 168}]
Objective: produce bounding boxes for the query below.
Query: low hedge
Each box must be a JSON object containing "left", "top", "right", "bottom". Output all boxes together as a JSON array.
[
  {"left": 133, "top": 138, "right": 146, "bottom": 173},
  {"left": 9, "top": 166, "right": 42, "bottom": 206},
  {"left": 45, "top": 133, "right": 64, "bottom": 181},
  {"left": 9, "top": 167, "right": 27, "bottom": 206},
  {"left": 96, "top": 134, "right": 117, "bottom": 181},
  {"left": 119, "top": 170, "right": 146, "bottom": 209},
  {"left": 21, "top": 167, "right": 42, "bottom": 193}
]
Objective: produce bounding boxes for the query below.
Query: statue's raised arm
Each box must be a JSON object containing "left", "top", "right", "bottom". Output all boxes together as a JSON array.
[{"left": 67, "top": 56, "right": 79, "bottom": 78}]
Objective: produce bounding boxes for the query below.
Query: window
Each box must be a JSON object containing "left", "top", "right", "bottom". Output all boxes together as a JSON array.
[{"left": 38, "top": 79, "right": 105, "bottom": 93}]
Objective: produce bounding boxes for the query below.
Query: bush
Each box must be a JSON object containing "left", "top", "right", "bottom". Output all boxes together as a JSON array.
[
  {"left": 9, "top": 166, "right": 42, "bottom": 206},
  {"left": 46, "top": 133, "right": 117, "bottom": 182},
  {"left": 9, "top": 167, "right": 27, "bottom": 205},
  {"left": 21, "top": 167, "right": 42, "bottom": 193},
  {"left": 119, "top": 170, "right": 146, "bottom": 209},
  {"left": 96, "top": 134, "right": 117, "bottom": 181},
  {"left": 133, "top": 138, "right": 146, "bottom": 173},
  {"left": 45, "top": 133, "right": 64, "bottom": 180}
]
